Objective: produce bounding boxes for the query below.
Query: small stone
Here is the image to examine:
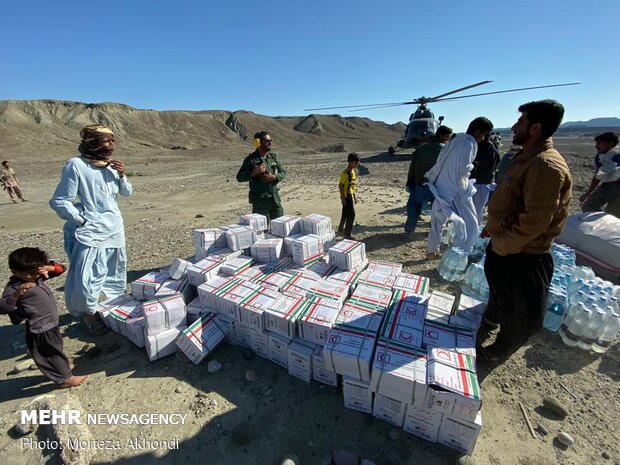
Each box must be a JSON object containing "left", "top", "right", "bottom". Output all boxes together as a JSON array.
[
  {"left": 14, "top": 360, "right": 33, "bottom": 373},
  {"left": 245, "top": 370, "right": 256, "bottom": 382},
  {"left": 536, "top": 423, "right": 549, "bottom": 435},
  {"left": 195, "top": 214, "right": 205, "bottom": 218},
  {"left": 602, "top": 451, "right": 611, "bottom": 460},
  {"left": 231, "top": 422, "right": 255, "bottom": 445},
  {"left": 207, "top": 360, "right": 222, "bottom": 373},
  {"left": 332, "top": 448, "right": 359, "bottom": 465},
  {"left": 12, "top": 422, "right": 35, "bottom": 437},
  {"left": 280, "top": 453, "right": 299, "bottom": 465},
  {"left": 175, "top": 386, "right": 182, "bottom": 394},
  {"left": 543, "top": 397, "right": 569, "bottom": 418},
  {"left": 388, "top": 428, "right": 399, "bottom": 440},
  {"left": 557, "top": 431, "right": 575, "bottom": 447},
  {"left": 456, "top": 454, "right": 475, "bottom": 465}
]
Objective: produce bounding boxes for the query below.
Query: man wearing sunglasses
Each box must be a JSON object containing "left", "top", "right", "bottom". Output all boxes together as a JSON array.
[{"left": 237, "top": 131, "right": 286, "bottom": 220}]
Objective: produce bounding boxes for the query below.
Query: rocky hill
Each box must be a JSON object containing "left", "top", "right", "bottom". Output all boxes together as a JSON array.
[{"left": 0, "top": 100, "right": 405, "bottom": 159}]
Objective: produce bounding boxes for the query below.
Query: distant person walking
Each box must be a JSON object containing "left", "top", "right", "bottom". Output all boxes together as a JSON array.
[
  {"left": 1, "top": 161, "right": 28, "bottom": 203},
  {"left": 580, "top": 131, "right": 620, "bottom": 218},
  {"left": 471, "top": 133, "right": 500, "bottom": 225},
  {"left": 236, "top": 131, "right": 286, "bottom": 220},
  {"left": 337, "top": 153, "right": 360, "bottom": 240},
  {"left": 425, "top": 117, "right": 494, "bottom": 259},
  {"left": 479, "top": 100, "right": 572, "bottom": 363},
  {"left": 49, "top": 125, "right": 132, "bottom": 335},
  {"left": 402, "top": 126, "right": 453, "bottom": 240}
]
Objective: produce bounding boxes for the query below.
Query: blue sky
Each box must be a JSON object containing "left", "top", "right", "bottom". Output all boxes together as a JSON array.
[{"left": 2, "top": 0, "right": 619, "bottom": 131}]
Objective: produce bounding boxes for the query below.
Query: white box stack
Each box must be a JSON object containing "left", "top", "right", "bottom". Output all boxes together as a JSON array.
[
  {"left": 176, "top": 313, "right": 231, "bottom": 364},
  {"left": 302, "top": 213, "right": 333, "bottom": 236},
  {"left": 328, "top": 240, "right": 366, "bottom": 271},
  {"left": 239, "top": 213, "right": 268, "bottom": 232},
  {"left": 250, "top": 238, "right": 283, "bottom": 263},
  {"left": 264, "top": 294, "right": 308, "bottom": 339},
  {"left": 290, "top": 235, "right": 323, "bottom": 267},
  {"left": 287, "top": 338, "right": 316, "bottom": 383},
  {"left": 146, "top": 326, "right": 186, "bottom": 361},
  {"left": 187, "top": 258, "right": 223, "bottom": 286},
  {"left": 298, "top": 300, "right": 341, "bottom": 345},
  {"left": 169, "top": 257, "right": 192, "bottom": 279},
  {"left": 154, "top": 276, "right": 195, "bottom": 303},
  {"left": 393, "top": 272, "right": 431, "bottom": 296},
  {"left": 143, "top": 295, "right": 187, "bottom": 336},
  {"left": 219, "top": 255, "right": 254, "bottom": 276},
  {"left": 343, "top": 377, "right": 373, "bottom": 414},
  {"left": 131, "top": 270, "right": 170, "bottom": 301},
  {"left": 271, "top": 215, "right": 302, "bottom": 237},
  {"left": 224, "top": 225, "right": 257, "bottom": 251},
  {"left": 312, "top": 345, "right": 338, "bottom": 386}
]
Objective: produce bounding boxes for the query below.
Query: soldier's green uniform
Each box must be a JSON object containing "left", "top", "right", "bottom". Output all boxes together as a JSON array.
[{"left": 236, "top": 150, "right": 286, "bottom": 220}]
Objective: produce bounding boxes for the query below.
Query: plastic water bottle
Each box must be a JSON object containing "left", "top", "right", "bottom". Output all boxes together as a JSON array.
[
  {"left": 592, "top": 313, "right": 620, "bottom": 353},
  {"left": 572, "top": 266, "right": 595, "bottom": 282},
  {"left": 567, "top": 278, "right": 585, "bottom": 298},
  {"left": 578, "top": 306, "right": 604, "bottom": 350},
  {"left": 559, "top": 303, "right": 591, "bottom": 347},
  {"left": 543, "top": 289, "right": 567, "bottom": 332},
  {"left": 569, "top": 290, "right": 587, "bottom": 307},
  {"left": 438, "top": 247, "right": 468, "bottom": 282}
]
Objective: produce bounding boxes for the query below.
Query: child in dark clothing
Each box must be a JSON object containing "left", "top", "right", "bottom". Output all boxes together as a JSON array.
[{"left": 0, "top": 247, "right": 89, "bottom": 388}]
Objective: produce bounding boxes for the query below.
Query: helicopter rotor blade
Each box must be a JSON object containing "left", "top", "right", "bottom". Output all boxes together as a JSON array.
[
  {"left": 433, "top": 82, "right": 581, "bottom": 103},
  {"left": 304, "top": 101, "right": 413, "bottom": 111},
  {"left": 427, "top": 80, "right": 493, "bottom": 102}
]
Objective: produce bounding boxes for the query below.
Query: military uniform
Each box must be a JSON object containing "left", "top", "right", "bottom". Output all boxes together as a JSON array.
[{"left": 236, "top": 150, "right": 286, "bottom": 219}]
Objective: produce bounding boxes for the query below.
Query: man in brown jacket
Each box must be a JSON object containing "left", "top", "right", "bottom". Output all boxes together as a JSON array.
[{"left": 478, "top": 100, "right": 572, "bottom": 362}]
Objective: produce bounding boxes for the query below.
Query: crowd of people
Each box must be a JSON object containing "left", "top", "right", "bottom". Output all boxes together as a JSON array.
[{"left": 1, "top": 100, "right": 619, "bottom": 389}]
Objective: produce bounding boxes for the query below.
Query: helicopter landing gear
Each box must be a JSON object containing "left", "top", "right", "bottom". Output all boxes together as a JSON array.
[{"left": 388, "top": 146, "right": 395, "bottom": 156}]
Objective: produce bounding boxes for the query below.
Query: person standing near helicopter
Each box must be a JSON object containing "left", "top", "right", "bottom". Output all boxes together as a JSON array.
[{"left": 236, "top": 131, "right": 286, "bottom": 220}]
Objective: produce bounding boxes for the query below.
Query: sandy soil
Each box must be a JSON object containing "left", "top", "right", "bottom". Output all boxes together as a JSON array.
[{"left": 0, "top": 136, "right": 618, "bottom": 465}]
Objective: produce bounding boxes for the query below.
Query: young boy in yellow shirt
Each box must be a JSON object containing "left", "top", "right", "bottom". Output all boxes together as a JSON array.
[{"left": 337, "top": 153, "right": 360, "bottom": 240}]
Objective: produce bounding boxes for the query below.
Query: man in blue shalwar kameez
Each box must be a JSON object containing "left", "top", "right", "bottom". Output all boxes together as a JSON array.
[{"left": 50, "top": 125, "right": 132, "bottom": 334}]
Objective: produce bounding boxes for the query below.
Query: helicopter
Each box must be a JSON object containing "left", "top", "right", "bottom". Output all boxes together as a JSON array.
[{"left": 305, "top": 81, "right": 580, "bottom": 155}]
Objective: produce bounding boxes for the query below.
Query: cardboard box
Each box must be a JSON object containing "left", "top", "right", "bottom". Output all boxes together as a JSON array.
[
  {"left": 316, "top": 230, "right": 337, "bottom": 250},
  {"left": 426, "top": 291, "right": 455, "bottom": 323},
  {"left": 287, "top": 339, "right": 316, "bottom": 383},
  {"left": 233, "top": 320, "right": 253, "bottom": 348},
  {"left": 328, "top": 240, "right": 366, "bottom": 271},
  {"left": 238, "top": 285, "right": 281, "bottom": 331},
  {"left": 437, "top": 412, "right": 482, "bottom": 454},
  {"left": 124, "top": 317, "right": 146, "bottom": 348},
  {"left": 290, "top": 235, "right": 323, "bottom": 267},
  {"left": 370, "top": 341, "right": 427, "bottom": 406},
  {"left": 107, "top": 301, "right": 143, "bottom": 335},
  {"left": 268, "top": 333, "right": 292, "bottom": 369},
  {"left": 373, "top": 393, "right": 406, "bottom": 427},
  {"left": 260, "top": 256, "right": 295, "bottom": 273},
  {"left": 393, "top": 273, "right": 431, "bottom": 296},
  {"left": 261, "top": 271, "right": 294, "bottom": 292},
  {"left": 235, "top": 266, "right": 266, "bottom": 283},
  {"left": 366, "top": 260, "right": 403, "bottom": 276},
  {"left": 219, "top": 255, "right": 254, "bottom": 276},
  {"left": 97, "top": 294, "right": 142, "bottom": 329},
  {"left": 239, "top": 213, "right": 268, "bottom": 232},
  {"left": 264, "top": 294, "right": 309, "bottom": 339},
  {"left": 306, "top": 261, "right": 338, "bottom": 279},
  {"left": 193, "top": 228, "right": 226, "bottom": 251},
  {"left": 422, "top": 321, "right": 457, "bottom": 349},
  {"left": 281, "top": 274, "right": 317, "bottom": 299},
  {"left": 154, "top": 276, "right": 195, "bottom": 303},
  {"left": 224, "top": 225, "right": 257, "bottom": 251},
  {"left": 343, "top": 377, "right": 373, "bottom": 414},
  {"left": 302, "top": 213, "right": 333, "bottom": 236},
  {"left": 323, "top": 325, "right": 378, "bottom": 381},
  {"left": 250, "top": 238, "right": 283, "bottom": 263},
  {"left": 312, "top": 345, "right": 338, "bottom": 386},
  {"left": 197, "top": 276, "right": 235, "bottom": 307},
  {"left": 350, "top": 284, "right": 393, "bottom": 311},
  {"left": 307, "top": 279, "right": 349, "bottom": 304},
  {"left": 298, "top": 300, "right": 340, "bottom": 345},
  {"left": 145, "top": 326, "right": 186, "bottom": 361},
  {"left": 282, "top": 233, "right": 304, "bottom": 256},
  {"left": 168, "top": 257, "right": 192, "bottom": 280},
  {"left": 176, "top": 313, "right": 231, "bottom": 364},
  {"left": 379, "top": 293, "right": 426, "bottom": 349},
  {"left": 249, "top": 327, "right": 271, "bottom": 358},
  {"left": 426, "top": 350, "right": 481, "bottom": 421},
  {"left": 271, "top": 215, "right": 302, "bottom": 237},
  {"left": 187, "top": 258, "right": 223, "bottom": 286},
  {"left": 403, "top": 406, "right": 443, "bottom": 443},
  {"left": 202, "top": 247, "right": 244, "bottom": 262},
  {"left": 335, "top": 301, "right": 384, "bottom": 333},
  {"left": 143, "top": 295, "right": 187, "bottom": 336},
  {"left": 131, "top": 270, "right": 170, "bottom": 301}
]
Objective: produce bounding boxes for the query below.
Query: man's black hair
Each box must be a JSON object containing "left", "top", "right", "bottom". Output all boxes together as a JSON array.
[
  {"left": 8, "top": 247, "right": 49, "bottom": 272},
  {"left": 594, "top": 132, "right": 618, "bottom": 147},
  {"left": 466, "top": 117, "right": 494, "bottom": 136},
  {"left": 518, "top": 100, "right": 565, "bottom": 140},
  {"left": 347, "top": 153, "right": 360, "bottom": 163},
  {"left": 254, "top": 131, "right": 269, "bottom": 140},
  {"left": 1, "top": 161, "right": 8, "bottom": 166},
  {"left": 436, "top": 126, "right": 453, "bottom": 138}
]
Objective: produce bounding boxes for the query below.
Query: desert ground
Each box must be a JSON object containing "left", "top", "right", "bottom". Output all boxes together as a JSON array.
[{"left": 0, "top": 101, "right": 618, "bottom": 465}]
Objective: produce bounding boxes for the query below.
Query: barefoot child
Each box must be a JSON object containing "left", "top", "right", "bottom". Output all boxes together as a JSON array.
[{"left": 0, "top": 247, "right": 89, "bottom": 388}]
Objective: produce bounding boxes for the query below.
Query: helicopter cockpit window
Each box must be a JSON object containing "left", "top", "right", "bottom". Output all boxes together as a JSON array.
[{"left": 407, "top": 119, "right": 439, "bottom": 135}]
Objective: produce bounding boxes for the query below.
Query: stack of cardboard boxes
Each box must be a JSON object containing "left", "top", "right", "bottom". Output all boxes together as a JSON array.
[{"left": 96, "top": 212, "right": 486, "bottom": 454}]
